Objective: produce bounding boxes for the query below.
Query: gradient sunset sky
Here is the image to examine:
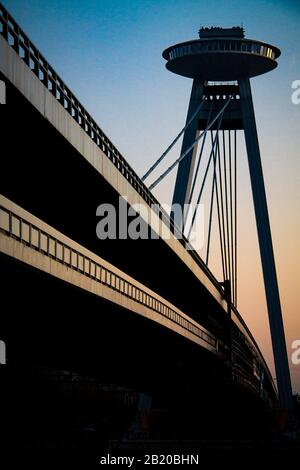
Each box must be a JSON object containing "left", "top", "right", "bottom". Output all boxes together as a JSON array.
[{"left": 4, "top": 0, "right": 300, "bottom": 391}]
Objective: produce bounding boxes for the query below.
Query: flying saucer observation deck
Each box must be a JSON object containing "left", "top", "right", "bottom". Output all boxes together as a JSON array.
[{"left": 163, "top": 30, "right": 280, "bottom": 81}]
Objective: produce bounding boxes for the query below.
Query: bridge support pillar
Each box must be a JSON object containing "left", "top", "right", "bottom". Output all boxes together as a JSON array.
[{"left": 239, "top": 77, "right": 294, "bottom": 419}]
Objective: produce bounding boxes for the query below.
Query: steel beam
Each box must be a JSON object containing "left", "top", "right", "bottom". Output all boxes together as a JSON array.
[{"left": 239, "top": 76, "right": 294, "bottom": 418}]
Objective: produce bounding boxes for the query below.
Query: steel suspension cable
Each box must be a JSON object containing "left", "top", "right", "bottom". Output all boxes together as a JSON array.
[
  {"left": 229, "top": 130, "right": 234, "bottom": 303},
  {"left": 234, "top": 129, "right": 238, "bottom": 306},
  {"left": 142, "top": 98, "right": 206, "bottom": 181},
  {"left": 185, "top": 125, "right": 220, "bottom": 241},
  {"left": 148, "top": 96, "right": 233, "bottom": 190},
  {"left": 186, "top": 113, "right": 226, "bottom": 279},
  {"left": 187, "top": 132, "right": 215, "bottom": 239},
  {"left": 182, "top": 100, "right": 214, "bottom": 231},
  {"left": 216, "top": 131, "right": 229, "bottom": 282},
  {"left": 209, "top": 130, "right": 226, "bottom": 281},
  {"left": 222, "top": 129, "right": 230, "bottom": 283},
  {"left": 206, "top": 147, "right": 216, "bottom": 266},
  {"left": 187, "top": 100, "right": 214, "bottom": 206}
]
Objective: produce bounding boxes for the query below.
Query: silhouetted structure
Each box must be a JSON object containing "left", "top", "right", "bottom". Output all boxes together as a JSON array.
[
  {"left": 0, "top": 3, "right": 296, "bottom": 452},
  {"left": 163, "top": 26, "right": 293, "bottom": 418}
]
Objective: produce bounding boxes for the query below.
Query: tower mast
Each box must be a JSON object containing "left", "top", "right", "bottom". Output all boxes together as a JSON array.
[{"left": 163, "top": 26, "right": 294, "bottom": 418}]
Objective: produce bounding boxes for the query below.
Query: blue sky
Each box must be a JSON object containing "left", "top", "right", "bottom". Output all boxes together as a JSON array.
[
  {"left": 4, "top": 0, "right": 300, "bottom": 173},
  {"left": 4, "top": 0, "right": 300, "bottom": 391}
]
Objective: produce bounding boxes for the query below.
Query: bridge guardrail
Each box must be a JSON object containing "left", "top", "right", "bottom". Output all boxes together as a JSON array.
[
  {"left": 231, "top": 305, "right": 278, "bottom": 397},
  {"left": 0, "top": 196, "right": 278, "bottom": 403},
  {"left": 0, "top": 202, "right": 217, "bottom": 350}
]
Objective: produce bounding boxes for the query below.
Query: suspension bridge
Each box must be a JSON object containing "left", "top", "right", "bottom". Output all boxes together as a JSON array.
[{"left": 0, "top": 3, "right": 295, "bottom": 448}]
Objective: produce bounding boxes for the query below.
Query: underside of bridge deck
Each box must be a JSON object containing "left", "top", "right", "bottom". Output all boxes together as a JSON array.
[{"left": 1, "top": 253, "right": 274, "bottom": 447}]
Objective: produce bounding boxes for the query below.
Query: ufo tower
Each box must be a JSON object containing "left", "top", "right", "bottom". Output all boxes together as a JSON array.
[{"left": 162, "top": 27, "right": 293, "bottom": 417}]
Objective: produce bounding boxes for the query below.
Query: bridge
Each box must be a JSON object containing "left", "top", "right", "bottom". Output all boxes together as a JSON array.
[{"left": 0, "top": 3, "right": 289, "bottom": 449}]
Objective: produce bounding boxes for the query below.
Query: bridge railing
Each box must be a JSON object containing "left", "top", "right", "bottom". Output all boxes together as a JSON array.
[
  {"left": 0, "top": 197, "right": 278, "bottom": 402},
  {"left": 0, "top": 2, "right": 224, "bottom": 297},
  {"left": 0, "top": 201, "right": 217, "bottom": 350},
  {"left": 231, "top": 305, "right": 278, "bottom": 398}
]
